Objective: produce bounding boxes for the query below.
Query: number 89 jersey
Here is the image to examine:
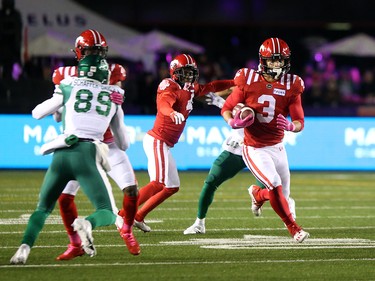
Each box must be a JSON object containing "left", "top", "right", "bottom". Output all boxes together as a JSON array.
[{"left": 57, "top": 76, "right": 124, "bottom": 140}]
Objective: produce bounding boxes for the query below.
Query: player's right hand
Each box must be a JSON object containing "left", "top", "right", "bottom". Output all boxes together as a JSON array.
[
  {"left": 228, "top": 110, "right": 254, "bottom": 129},
  {"left": 170, "top": 111, "right": 185, "bottom": 125}
]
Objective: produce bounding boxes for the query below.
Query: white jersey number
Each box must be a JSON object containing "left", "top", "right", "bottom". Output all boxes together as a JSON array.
[
  {"left": 74, "top": 89, "right": 112, "bottom": 117},
  {"left": 256, "top": 94, "right": 275, "bottom": 123}
]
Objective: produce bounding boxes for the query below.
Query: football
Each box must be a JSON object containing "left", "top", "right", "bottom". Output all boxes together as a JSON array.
[
  {"left": 232, "top": 103, "right": 245, "bottom": 117},
  {"left": 239, "top": 106, "right": 254, "bottom": 120}
]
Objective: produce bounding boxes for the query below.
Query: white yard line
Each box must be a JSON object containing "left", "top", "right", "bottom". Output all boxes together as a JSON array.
[{"left": 1, "top": 258, "right": 375, "bottom": 269}]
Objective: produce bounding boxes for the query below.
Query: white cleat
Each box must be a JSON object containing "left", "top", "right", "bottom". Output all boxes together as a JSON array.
[
  {"left": 248, "top": 185, "right": 263, "bottom": 217},
  {"left": 10, "top": 244, "right": 30, "bottom": 265},
  {"left": 183, "top": 224, "right": 206, "bottom": 235},
  {"left": 115, "top": 214, "right": 124, "bottom": 231},
  {"left": 134, "top": 220, "right": 151, "bottom": 232},
  {"left": 293, "top": 230, "right": 310, "bottom": 243},
  {"left": 72, "top": 218, "right": 96, "bottom": 257}
]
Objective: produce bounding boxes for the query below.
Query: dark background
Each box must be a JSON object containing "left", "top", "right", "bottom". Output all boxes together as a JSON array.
[
  {"left": 2, "top": 0, "right": 375, "bottom": 115},
  {"left": 72, "top": 0, "right": 375, "bottom": 76}
]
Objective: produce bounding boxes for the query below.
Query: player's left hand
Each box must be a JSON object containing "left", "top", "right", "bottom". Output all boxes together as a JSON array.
[
  {"left": 110, "top": 91, "right": 124, "bottom": 105},
  {"left": 276, "top": 114, "right": 296, "bottom": 131},
  {"left": 170, "top": 111, "right": 185, "bottom": 125},
  {"left": 205, "top": 92, "right": 225, "bottom": 108}
]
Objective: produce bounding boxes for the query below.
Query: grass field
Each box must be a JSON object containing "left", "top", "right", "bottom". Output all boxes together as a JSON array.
[{"left": 0, "top": 170, "right": 374, "bottom": 281}]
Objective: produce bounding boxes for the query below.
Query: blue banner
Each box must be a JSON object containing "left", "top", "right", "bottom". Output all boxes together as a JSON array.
[{"left": 1, "top": 114, "right": 374, "bottom": 171}]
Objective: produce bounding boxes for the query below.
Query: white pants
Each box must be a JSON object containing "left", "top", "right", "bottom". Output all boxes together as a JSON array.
[
  {"left": 142, "top": 133, "right": 180, "bottom": 188},
  {"left": 242, "top": 142, "right": 290, "bottom": 199},
  {"left": 61, "top": 142, "right": 137, "bottom": 213}
]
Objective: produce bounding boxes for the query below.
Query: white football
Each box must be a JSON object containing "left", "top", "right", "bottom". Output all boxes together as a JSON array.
[
  {"left": 239, "top": 106, "right": 254, "bottom": 120},
  {"left": 232, "top": 103, "right": 245, "bottom": 117}
]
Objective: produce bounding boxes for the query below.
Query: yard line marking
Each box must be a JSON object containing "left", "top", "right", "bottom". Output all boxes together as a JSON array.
[
  {"left": 1, "top": 258, "right": 374, "bottom": 268},
  {"left": 1, "top": 225, "right": 375, "bottom": 235},
  {"left": 161, "top": 235, "right": 375, "bottom": 250}
]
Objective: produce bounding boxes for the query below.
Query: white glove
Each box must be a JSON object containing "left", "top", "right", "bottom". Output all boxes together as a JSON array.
[
  {"left": 205, "top": 92, "right": 225, "bottom": 108},
  {"left": 170, "top": 111, "right": 185, "bottom": 124}
]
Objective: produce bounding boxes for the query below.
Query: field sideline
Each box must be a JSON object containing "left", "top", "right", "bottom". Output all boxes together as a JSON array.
[{"left": 0, "top": 170, "right": 374, "bottom": 281}]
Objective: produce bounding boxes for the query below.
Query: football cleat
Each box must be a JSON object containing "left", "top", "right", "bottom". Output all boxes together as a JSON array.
[
  {"left": 183, "top": 224, "right": 206, "bottom": 235},
  {"left": 133, "top": 220, "right": 151, "bottom": 232},
  {"left": 115, "top": 214, "right": 124, "bottom": 231},
  {"left": 10, "top": 244, "right": 30, "bottom": 265},
  {"left": 293, "top": 229, "right": 310, "bottom": 243},
  {"left": 56, "top": 244, "right": 85, "bottom": 261},
  {"left": 248, "top": 185, "right": 264, "bottom": 216},
  {"left": 72, "top": 218, "right": 96, "bottom": 257},
  {"left": 120, "top": 228, "right": 141, "bottom": 255}
]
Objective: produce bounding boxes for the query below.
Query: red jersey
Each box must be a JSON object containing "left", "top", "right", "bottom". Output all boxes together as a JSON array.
[
  {"left": 149, "top": 78, "right": 234, "bottom": 147},
  {"left": 52, "top": 63, "right": 126, "bottom": 143},
  {"left": 222, "top": 68, "right": 305, "bottom": 148}
]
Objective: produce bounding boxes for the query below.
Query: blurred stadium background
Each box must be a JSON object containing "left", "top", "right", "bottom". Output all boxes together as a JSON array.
[{"left": 1, "top": 0, "right": 375, "bottom": 171}]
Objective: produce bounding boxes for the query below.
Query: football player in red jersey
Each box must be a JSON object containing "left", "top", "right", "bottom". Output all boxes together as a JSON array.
[
  {"left": 52, "top": 29, "right": 140, "bottom": 258},
  {"left": 123, "top": 54, "right": 234, "bottom": 232},
  {"left": 221, "top": 38, "right": 309, "bottom": 243}
]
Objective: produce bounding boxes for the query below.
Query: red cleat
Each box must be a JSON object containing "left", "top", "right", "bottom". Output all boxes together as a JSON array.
[
  {"left": 120, "top": 229, "right": 141, "bottom": 255},
  {"left": 56, "top": 244, "right": 85, "bottom": 260}
]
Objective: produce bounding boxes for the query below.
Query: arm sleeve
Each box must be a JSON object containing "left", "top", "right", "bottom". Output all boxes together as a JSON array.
[
  {"left": 195, "top": 80, "right": 235, "bottom": 97},
  {"left": 110, "top": 106, "right": 129, "bottom": 151},
  {"left": 158, "top": 92, "right": 177, "bottom": 116},
  {"left": 32, "top": 94, "right": 63, "bottom": 120},
  {"left": 289, "top": 94, "right": 305, "bottom": 130}
]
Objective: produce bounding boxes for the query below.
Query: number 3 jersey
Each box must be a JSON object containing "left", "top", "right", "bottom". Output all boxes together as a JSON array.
[
  {"left": 222, "top": 68, "right": 305, "bottom": 148},
  {"left": 57, "top": 76, "right": 124, "bottom": 140}
]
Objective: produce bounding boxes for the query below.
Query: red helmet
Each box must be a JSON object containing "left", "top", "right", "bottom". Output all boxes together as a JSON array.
[
  {"left": 74, "top": 29, "right": 108, "bottom": 61},
  {"left": 169, "top": 54, "right": 199, "bottom": 84},
  {"left": 259, "top": 37, "right": 291, "bottom": 79}
]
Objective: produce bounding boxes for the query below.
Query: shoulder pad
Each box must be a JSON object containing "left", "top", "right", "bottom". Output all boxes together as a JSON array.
[{"left": 158, "top": 78, "right": 180, "bottom": 92}]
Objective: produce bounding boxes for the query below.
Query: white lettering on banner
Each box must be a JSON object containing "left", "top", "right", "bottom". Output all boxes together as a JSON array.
[
  {"left": 355, "top": 148, "right": 375, "bottom": 158},
  {"left": 345, "top": 127, "right": 375, "bottom": 146},
  {"left": 196, "top": 146, "right": 222, "bottom": 158},
  {"left": 26, "top": 13, "right": 87, "bottom": 27},
  {"left": 24, "top": 125, "right": 41, "bottom": 143},
  {"left": 24, "top": 125, "right": 62, "bottom": 144},
  {"left": 186, "top": 126, "right": 231, "bottom": 145}
]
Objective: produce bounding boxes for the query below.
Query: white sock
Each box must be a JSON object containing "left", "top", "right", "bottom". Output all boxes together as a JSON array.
[{"left": 195, "top": 218, "right": 205, "bottom": 226}]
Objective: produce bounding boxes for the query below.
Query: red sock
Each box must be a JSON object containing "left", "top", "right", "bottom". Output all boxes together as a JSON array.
[
  {"left": 135, "top": 187, "right": 179, "bottom": 221},
  {"left": 258, "top": 188, "right": 270, "bottom": 201},
  {"left": 123, "top": 194, "right": 138, "bottom": 228},
  {"left": 58, "top": 194, "right": 78, "bottom": 235},
  {"left": 138, "top": 181, "right": 164, "bottom": 205},
  {"left": 268, "top": 186, "right": 295, "bottom": 227}
]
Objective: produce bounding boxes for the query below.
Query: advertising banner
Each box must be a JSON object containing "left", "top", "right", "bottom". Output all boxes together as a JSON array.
[{"left": 1, "top": 115, "right": 374, "bottom": 171}]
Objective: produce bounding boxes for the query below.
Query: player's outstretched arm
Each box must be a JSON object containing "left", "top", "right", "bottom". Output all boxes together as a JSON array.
[{"left": 32, "top": 94, "right": 63, "bottom": 120}]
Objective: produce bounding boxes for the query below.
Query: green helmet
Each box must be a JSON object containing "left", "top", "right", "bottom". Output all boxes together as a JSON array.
[{"left": 78, "top": 54, "right": 109, "bottom": 84}]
